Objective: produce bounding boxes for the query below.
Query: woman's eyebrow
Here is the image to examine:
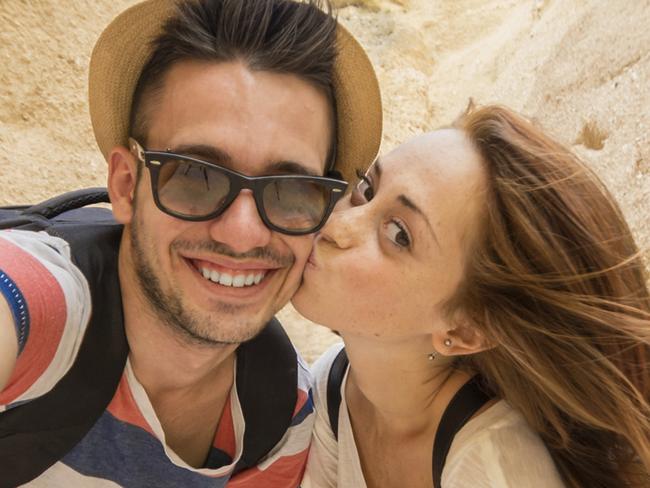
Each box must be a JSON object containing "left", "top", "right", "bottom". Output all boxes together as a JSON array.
[
  {"left": 372, "top": 159, "right": 382, "bottom": 178},
  {"left": 397, "top": 194, "right": 440, "bottom": 247}
]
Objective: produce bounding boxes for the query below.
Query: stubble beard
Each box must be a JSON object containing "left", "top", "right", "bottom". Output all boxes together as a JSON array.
[{"left": 129, "top": 217, "right": 275, "bottom": 347}]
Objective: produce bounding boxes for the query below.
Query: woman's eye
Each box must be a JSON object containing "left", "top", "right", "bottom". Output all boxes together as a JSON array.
[
  {"left": 385, "top": 220, "right": 411, "bottom": 248},
  {"left": 360, "top": 180, "right": 374, "bottom": 201},
  {"left": 354, "top": 169, "right": 374, "bottom": 203}
]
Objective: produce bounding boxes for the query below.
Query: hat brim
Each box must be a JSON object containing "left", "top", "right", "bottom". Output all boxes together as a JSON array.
[{"left": 89, "top": 0, "right": 382, "bottom": 183}]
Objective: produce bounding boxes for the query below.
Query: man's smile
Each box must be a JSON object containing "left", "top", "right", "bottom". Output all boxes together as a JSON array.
[
  {"left": 182, "top": 256, "right": 282, "bottom": 299},
  {"left": 200, "top": 267, "right": 266, "bottom": 288},
  {"left": 190, "top": 257, "right": 274, "bottom": 288}
]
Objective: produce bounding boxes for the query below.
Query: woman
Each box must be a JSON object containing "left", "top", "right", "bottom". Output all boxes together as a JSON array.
[{"left": 294, "top": 105, "right": 650, "bottom": 488}]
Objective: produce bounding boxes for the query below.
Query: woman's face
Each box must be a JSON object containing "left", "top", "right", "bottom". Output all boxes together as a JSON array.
[{"left": 292, "top": 129, "right": 487, "bottom": 342}]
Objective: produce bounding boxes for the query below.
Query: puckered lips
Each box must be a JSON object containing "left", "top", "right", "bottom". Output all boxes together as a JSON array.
[{"left": 306, "top": 248, "right": 319, "bottom": 268}]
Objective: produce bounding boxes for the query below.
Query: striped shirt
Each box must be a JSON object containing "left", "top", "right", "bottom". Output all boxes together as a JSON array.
[{"left": 0, "top": 230, "right": 313, "bottom": 487}]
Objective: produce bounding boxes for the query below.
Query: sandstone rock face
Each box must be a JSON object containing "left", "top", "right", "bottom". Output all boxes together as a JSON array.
[{"left": 2, "top": 0, "right": 648, "bottom": 361}]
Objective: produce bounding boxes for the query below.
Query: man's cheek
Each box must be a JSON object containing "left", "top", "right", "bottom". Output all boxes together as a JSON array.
[{"left": 292, "top": 236, "right": 315, "bottom": 267}]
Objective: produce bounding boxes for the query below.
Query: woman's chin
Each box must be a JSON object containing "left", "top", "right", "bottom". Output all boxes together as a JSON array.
[
  {"left": 291, "top": 284, "right": 330, "bottom": 327},
  {"left": 291, "top": 284, "right": 314, "bottom": 316}
]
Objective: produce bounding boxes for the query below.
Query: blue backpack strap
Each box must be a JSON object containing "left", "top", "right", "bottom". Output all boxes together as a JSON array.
[
  {"left": 432, "top": 375, "right": 491, "bottom": 488},
  {"left": 326, "top": 347, "right": 349, "bottom": 440},
  {"left": 0, "top": 191, "right": 128, "bottom": 486},
  {"left": 233, "top": 317, "right": 298, "bottom": 474}
]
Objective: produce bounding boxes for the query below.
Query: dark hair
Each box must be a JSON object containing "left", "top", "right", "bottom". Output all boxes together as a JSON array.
[
  {"left": 130, "top": 0, "right": 337, "bottom": 167},
  {"left": 448, "top": 105, "right": 650, "bottom": 487}
]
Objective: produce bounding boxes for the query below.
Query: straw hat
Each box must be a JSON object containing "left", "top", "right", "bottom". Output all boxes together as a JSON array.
[{"left": 88, "top": 0, "right": 382, "bottom": 183}]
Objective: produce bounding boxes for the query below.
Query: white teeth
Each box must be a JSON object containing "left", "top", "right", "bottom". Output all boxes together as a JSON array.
[
  {"left": 199, "top": 267, "right": 266, "bottom": 287},
  {"left": 218, "top": 273, "right": 233, "bottom": 286}
]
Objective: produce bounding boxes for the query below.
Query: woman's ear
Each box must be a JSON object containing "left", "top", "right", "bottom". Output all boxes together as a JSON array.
[
  {"left": 107, "top": 146, "right": 138, "bottom": 225},
  {"left": 432, "top": 314, "right": 494, "bottom": 356}
]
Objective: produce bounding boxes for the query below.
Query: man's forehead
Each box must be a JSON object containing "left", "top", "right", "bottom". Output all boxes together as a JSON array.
[{"left": 140, "top": 60, "right": 332, "bottom": 177}]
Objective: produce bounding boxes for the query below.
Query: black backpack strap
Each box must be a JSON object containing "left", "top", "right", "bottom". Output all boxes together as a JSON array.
[
  {"left": 0, "top": 192, "right": 129, "bottom": 487},
  {"left": 23, "top": 188, "right": 109, "bottom": 220},
  {"left": 232, "top": 317, "right": 298, "bottom": 475},
  {"left": 432, "top": 375, "right": 491, "bottom": 488},
  {"left": 0, "top": 187, "right": 109, "bottom": 231},
  {"left": 326, "top": 347, "right": 349, "bottom": 440}
]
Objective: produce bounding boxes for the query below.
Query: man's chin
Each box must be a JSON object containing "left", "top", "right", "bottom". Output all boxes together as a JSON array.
[{"left": 185, "top": 307, "right": 276, "bottom": 345}]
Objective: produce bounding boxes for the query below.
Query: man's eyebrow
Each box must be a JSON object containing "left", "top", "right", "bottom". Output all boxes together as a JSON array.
[
  {"left": 397, "top": 194, "right": 440, "bottom": 247},
  {"left": 170, "top": 145, "right": 321, "bottom": 176},
  {"left": 171, "top": 144, "right": 231, "bottom": 166},
  {"left": 266, "top": 160, "right": 321, "bottom": 177}
]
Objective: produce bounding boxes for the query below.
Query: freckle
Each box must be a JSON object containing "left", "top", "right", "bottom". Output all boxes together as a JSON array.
[{"left": 374, "top": 332, "right": 380, "bottom": 337}]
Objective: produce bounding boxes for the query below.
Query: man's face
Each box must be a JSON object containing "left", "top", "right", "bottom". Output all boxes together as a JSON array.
[{"left": 123, "top": 59, "right": 332, "bottom": 345}]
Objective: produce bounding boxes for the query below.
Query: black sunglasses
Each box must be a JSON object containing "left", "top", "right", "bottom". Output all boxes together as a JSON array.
[{"left": 129, "top": 139, "right": 348, "bottom": 236}]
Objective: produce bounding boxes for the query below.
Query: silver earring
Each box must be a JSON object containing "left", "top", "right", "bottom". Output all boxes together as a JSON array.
[
  {"left": 444, "top": 338, "right": 452, "bottom": 348},
  {"left": 427, "top": 352, "right": 436, "bottom": 361}
]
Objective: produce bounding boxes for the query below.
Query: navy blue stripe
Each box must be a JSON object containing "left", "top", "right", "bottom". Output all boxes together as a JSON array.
[
  {"left": 0, "top": 270, "right": 30, "bottom": 355},
  {"left": 63, "top": 411, "right": 231, "bottom": 487},
  {"left": 290, "top": 389, "right": 314, "bottom": 427},
  {"left": 5, "top": 398, "right": 30, "bottom": 410},
  {"left": 205, "top": 447, "right": 233, "bottom": 469}
]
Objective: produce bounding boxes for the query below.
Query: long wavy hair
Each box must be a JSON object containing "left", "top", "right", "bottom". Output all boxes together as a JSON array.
[{"left": 448, "top": 105, "right": 650, "bottom": 487}]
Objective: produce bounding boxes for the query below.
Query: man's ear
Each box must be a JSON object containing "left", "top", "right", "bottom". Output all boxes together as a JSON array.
[
  {"left": 432, "top": 315, "right": 493, "bottom": 356},
  {"left": 107, "top": 146, "right": 138, "bottom": 225}
]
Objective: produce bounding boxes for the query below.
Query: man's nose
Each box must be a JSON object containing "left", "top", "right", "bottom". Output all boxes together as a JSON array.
[{"left": 208, "top": 190, "right": 273, "bottom": 253}]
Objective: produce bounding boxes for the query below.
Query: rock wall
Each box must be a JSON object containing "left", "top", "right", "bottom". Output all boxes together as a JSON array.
[{"left": 2, "top": 0, "right": 648, "bottom": 362}]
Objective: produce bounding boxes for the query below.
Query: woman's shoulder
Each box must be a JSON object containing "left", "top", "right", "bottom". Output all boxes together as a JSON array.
[
  {"left": 311, "top": 342, "right": 346, "bottom": 375},
  {"left": 310, "top": 342, "right": 346, "bottom": 404},
  {"left": 442, "top": 400, "right": 566, "bottom": 488},
  {"left": 301, "top": 342, "right": 349, "bottom": 488}
]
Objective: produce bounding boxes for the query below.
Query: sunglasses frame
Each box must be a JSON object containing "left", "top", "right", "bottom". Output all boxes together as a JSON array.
[{"left": 129, "top": 138, "right": 348, "bottom": 236}]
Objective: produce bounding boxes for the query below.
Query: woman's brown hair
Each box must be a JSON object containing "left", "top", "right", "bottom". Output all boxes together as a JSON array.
[{"left": 450, "top": 105, "right": 650, "bottom": 487}]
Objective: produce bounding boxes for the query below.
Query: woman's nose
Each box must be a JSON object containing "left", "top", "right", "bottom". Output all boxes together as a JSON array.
[{"left": 318, "top": 198, "right": 361, "bottom": 249}]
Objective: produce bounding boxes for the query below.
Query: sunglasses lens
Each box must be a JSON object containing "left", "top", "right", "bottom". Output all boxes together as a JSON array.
[
  {"left": 157, "top": 159, "right": 230, "bottom": 217},
  {"left": 262, "top": 179, "right": 330, "bottom": 232}
]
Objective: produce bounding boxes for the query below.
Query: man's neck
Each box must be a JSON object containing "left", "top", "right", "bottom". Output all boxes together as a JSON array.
[
  {"left": 123, "top": 309, "right": 236, "bottom": 468},
  {"left": 123, "top": 304, "right": 237, "bottom": 397}
]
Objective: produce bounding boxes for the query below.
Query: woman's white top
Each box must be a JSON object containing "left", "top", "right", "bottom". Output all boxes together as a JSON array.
[{"left": 302, "top": 343, "right": 566, "bottom": 488}]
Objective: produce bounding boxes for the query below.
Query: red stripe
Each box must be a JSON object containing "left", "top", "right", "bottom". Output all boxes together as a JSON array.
[
  {"left": 0, "top": 237, "right": 67, "bottom": 404},
  {"left": 293, "top": 388, "right": 309, "bottom": 416},
  {"left": 213, "top": 397, "right": 236, "bottom": 458},
  {"left": 106, "top": 374, "right": 156, "bottom": 436},
  {"left": 227, "top": 449, "right": 309, "bottom": 488}
]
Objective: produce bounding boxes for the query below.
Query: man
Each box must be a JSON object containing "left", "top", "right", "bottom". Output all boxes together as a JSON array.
[{"left": 0, "top": 0, "right": 381, "bottom": 485}]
